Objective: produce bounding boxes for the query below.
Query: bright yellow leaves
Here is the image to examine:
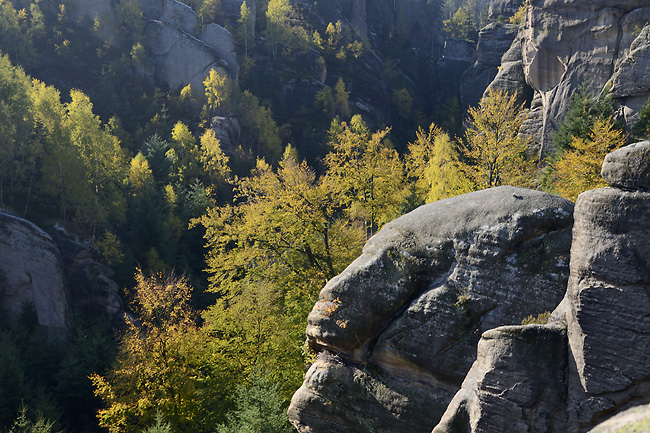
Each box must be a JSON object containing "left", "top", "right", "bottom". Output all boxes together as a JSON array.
[
  {"left": 91, "top": 270, "right": 230, "bottom": 433},
  {"left": 462, "top": 88, "right": 537, "bottom": 189},
  {"left": 545, "top": 117, "right": 625, "bottom": 201}
]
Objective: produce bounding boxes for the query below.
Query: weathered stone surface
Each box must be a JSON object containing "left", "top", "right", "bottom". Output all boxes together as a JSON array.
[
  {"left": 588, "top": 403, "right": 650, "bottom": 433},
  {"left": 486, "top": 1, "right": 650, "bottom": 146},
  {"left": 433, "top": 324, "right": 568, "bottom": 433},
  {"left": 291, "top": 186, "right": 574, "bottom": 433},
  {"left": 429, "top": 139, "right": 650, "bottom": 433},
  {"left": 144, "top": 20, "right": 229, "bottom": 93},
  {"left": 601, "top": 141, "right": 650, "bottom": 190},
  {"left": 74, "top": 0, "right": 238, "bottom": 92},
  {"left": 439, "top": 39, "right": 476, "bottom": 100},
  {"left": 0, "top": 211, "right": 68, "bottom": 333},
  {"left": 199, "top": 24, "right": 239, "bottom": 80},
  {"left": 563, "top": 186, "right": 650, "bottom": 427},
  {"left": 289, "top": 354, "right": 451, "bottom": 433},
  {"left": 487, "top": 0, "right": 522, "bottom": 22},
  {"left": 461, "top": 22, "right": 518, "bottom": 107}
]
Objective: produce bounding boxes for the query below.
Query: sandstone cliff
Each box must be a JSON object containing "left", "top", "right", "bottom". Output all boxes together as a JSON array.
[
  {"left": 0, "top": 211, "right": 124, "bottom": 334},
  {"left": 289, "top": 187, "right": 574, "bottom": 433},
  {"left": 289, "top": 138, "right": 650, "bottom": 433},
  {"left": 431, "top": 140, "right": 650, "bottom": 433},
  {"left": 488, "top": 0, "right": 650, "bottom": 156},
  {"left": 73, "top": 0, "right": 238, "bottom": 93}
]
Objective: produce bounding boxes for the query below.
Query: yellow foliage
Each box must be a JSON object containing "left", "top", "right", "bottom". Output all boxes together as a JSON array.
[
  {"left": 462, "top": 88, "right": 536, "bottom": 189},
  {"left": 509, "top": 3, "right": 527, "bottom": 25},
  {"left": 407, "top": 124, "right": 472, "bottom": 203},
  {"left": 546, "top": 117, "right": 625, "bottom": 201},
  {"left": 199, "top": 129, "right": 230, "bottom": 183}
]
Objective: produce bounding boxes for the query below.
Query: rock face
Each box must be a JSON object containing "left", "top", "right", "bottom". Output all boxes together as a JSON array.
[
  {"left": 0, "top": 211, "right": 68, "bottom": 334},
  {"left": 433, "top": 324, "right": 569, "bottom": 433},
  {"left": 0, "top": 211, "right": 125, "bottom": 334},
  {"left": 289, "top": 186, "right": 574, "bottom": 433},
  {"left": 587, "top": 403, "right": 650, "bottom": 433},
  {"left": 74, "top": 0, "right": 238, "bottom": 93},
  {"left": 560, "top": 143, "right": 650, "bottom": 429},
  {"left": 460, "top": 22, "right": 519, "bottom": 108},
  {"left": 431, "top": 140, "right": 650, "bottom": 433},
  {"left": 488, "top": 1, "right": 650, "bottom": 154}
]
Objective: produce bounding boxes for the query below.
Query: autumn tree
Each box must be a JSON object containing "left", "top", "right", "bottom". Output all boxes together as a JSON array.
[
  {"left": 168, "top": 121, "right": 200, "bottom": 184},
  {"left": 544, "top": 117, "right": 625, "bottom": 201},
  {"left": 407, "top": 123, "right": 472, "bottom": 204},
  {"left": 64, "top": 89, "right": 127, "bottom": 230},
  {"left": 199, "top": 129, "right": 231, "bottom": 185},
  {"left": 194, "top": 148, "right": 364, "bottom": 391},
  {"left": 324, "top": 115, "right": 404, "bottom": 238},
  {"left": 237, "top": 1, "right": 253, "bottom": 56},
  {"left": 462, "top": 88, "right": 536, "bottom": 189},
  {"left": 203, "top": 68, "right": 231, "bottom": 115},
  {"left": 265, "top": 0, "right": 308, "bottom": 58},
  {"left": 91, "top": 271, "right": 230, "bottom": 433}
]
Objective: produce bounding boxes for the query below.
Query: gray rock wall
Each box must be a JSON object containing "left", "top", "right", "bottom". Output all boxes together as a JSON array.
[
  {"left": 431, "top": 141, "right": 650, "bottom": 433},
  {"left": 487, "top": 1, "right": 650, "bottom": 155},
  {"left": 289, "top": 187, "right": 574, "bottom": 433},
  {"left": 0, "top": 211, "right": 68, "bottom": 334}
]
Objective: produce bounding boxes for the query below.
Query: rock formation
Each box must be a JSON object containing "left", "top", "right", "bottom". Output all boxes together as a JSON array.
[
  {"left": 430, "top": 140, "right": 650, "bottom": 433},
  {"left": 587, "top": 403, "right": 650, "bottom": 433},
  {"left": 0, "top": 211, "right": 124, "bottom": 334},
  {"left": 487, "top": 1, "right": 650, "bottom": 155},
  {"left": 460, "top": 22, "right": 519, "bottom": 108},
  {"left": 73, "top": 0, "right": 238, "bottom": 93},
  {"left": 289, "top": 187, "right": 574, "bottom": 433},
  {"left": 0, "top": 211, "right": 68, "bottom": 334}
]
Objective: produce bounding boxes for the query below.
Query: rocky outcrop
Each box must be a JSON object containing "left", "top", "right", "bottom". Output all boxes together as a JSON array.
[
  {"left": 0, "top": 211, "right": 68, "bottom": 334},
  {"left": 559, "top": 141, "right": 650, "bottom": 430},
  {"left": 49, "top": 225, "right": 124, "bottom": 325},
  {"left": 487, "top": 1, "right": 650, "bottom": 155},
  {"left": 0, "top": 211, "right": 125, "bottom": 334},
  {"left": 289, "top": 187, "right": 574, "bottom": 433},
  {"left": 431, "top": 140, "right": 650, "bottom": 433},
  {"left": 433, "top": 324, "right": 569, "bottom": 433},
  {"left": 460, "top": 22, "right": 519, "bottom": 108},
  {"left": 439, "top": 39, "right": 477, "bottom": 101},
  {"left": 588, "top": 403, "right": 650, "bottom": 433},
  {"left": 74, "top": 0, "right": 238, "bottom": 93}
]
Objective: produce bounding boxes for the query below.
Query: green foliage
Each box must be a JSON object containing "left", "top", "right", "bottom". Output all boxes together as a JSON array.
[
  {"left": 141, "top": 412, "right": 173, "bottom": 433},
  {"left": 633, "top": 97, "right": 650, "bottom": 138},
  {"left": 216, "top": 372, "right": 293, "bottom": 433},
  {"left": 7, "top": 405, "right": 58, "bottom": 433},
  {"left": 265, "top": 0, "right": 308, "bottom": 59},
  {"left": 406, "top": 124, "right": 472, "bottom": 205},
  {"left": 543, "top": 117, "right": 625, "bottom": 201},
  {"left": 92, "top": 271, "right": 230, "bottom": 433},
  {"left": 324, "top": 115, "right": 405, "bottom": 238},
  {"left": 552, "top": 85, "right": 616, "bottom": 152},
  {"left": 509, "top": 2, "right": 527, "bottom": 25},
  {"left": 443, "top": 7, "right": 476, "bottom": 41}
]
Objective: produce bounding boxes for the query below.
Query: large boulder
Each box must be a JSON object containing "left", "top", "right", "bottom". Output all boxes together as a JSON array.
[
  {"left": 73, "top": 0, "right": 238, "bottom": 93},
  {"left": 0, "top": 211, "right": 68, "bottom": 334},
  {"left": 433, "top": 324, "right": 569, "bottom": 433},
  {"left": 560, "top": 143, "right": 650, "bottom": 428},
  {"left": 289, "top": 186, "right": 574, "bottom": 433},
  {"left": 432, "top": 141, "right": 650, "bottom": 433}
]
